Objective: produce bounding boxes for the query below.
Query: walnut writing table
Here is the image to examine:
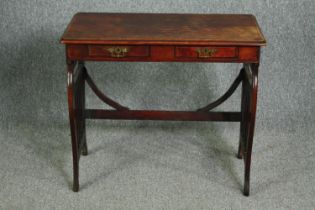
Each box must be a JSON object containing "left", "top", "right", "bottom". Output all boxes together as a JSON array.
[{"left": 60, "top": 13, "right": 266, "bottom": 196}]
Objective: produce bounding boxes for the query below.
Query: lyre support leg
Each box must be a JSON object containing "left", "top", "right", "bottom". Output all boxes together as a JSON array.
[
  {"left": 78, "top": 61, "right": 88, "bottom": 156},
  {"left": 67, "top": 59, "right": 80, "bottom": 192},
  {"left": 238, "top": 67, "right": 246, "bottom": 159},
  {"left": 242, "top": 63, "right": 259, "bottom": 196}
]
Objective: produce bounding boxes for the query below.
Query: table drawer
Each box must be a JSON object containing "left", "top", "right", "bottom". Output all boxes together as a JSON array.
[
  {"left": 88, "top": 45, "right": 150, "bottom": 58},
  {"left": 175, "top": 46, "right": 237, "bottom": 59}
]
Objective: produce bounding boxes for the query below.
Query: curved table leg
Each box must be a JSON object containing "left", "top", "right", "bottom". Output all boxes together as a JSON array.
[
  {"left": 78, "top": 62, "right": 88, "bottom": 156},
  {"left": 242, "top": 63, "right": 259, "bottom": 196},
  {"left": 67, "top": 59, "right": 80, "bottom": 192},
  {"left": 238, "top": 67, "right": 247, "bottom": 159}
]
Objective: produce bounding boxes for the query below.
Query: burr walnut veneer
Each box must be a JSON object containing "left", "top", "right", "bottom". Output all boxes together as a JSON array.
[{"left": 61, "top": 12, "right": 266, "bottom": 196}]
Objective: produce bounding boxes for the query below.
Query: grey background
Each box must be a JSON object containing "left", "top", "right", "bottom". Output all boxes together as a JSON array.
[{"left": 0, "top": 0, "right": 314, "bottom": 209}]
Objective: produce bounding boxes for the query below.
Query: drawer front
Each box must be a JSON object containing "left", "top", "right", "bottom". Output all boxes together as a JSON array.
[
  {"left": 88, "top": 45, "right": 150, "bottom": 58},
  {"left": 175, "top": 46, "right": 237, "bottom": 59},
  {"left": 67, "top": 45, "right": 258, "bottom": 62}
]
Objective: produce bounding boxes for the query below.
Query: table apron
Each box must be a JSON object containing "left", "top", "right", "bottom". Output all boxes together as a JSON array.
[{"left": 66, "top": 45, "right": 260, "bottom": 63}]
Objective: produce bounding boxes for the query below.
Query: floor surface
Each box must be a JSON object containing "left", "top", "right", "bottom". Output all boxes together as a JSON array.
[{"left": 0, "top": 121, "right": 314, "bottom": 209}]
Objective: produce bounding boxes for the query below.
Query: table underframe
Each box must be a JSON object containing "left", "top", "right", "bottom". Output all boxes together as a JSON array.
[{"left": 66, "top": 60, "right": 259, "bottom": 196}]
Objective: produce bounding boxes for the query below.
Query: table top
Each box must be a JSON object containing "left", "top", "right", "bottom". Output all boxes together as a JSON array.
[{"left": 60, "top": 13, "right": 266, "bottom": 46}]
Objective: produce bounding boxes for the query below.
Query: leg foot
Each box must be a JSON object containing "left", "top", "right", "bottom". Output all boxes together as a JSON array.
[
  {"left": 72, "top": 181, "right": 79, "bottom": 192},
  {"left": 244, "top": 161, "right": 250, "bottom": 196},
  {"left": 243, "top": 185, "right": 249, "bottom": 196},
  {"left": 72, "top": 155, "right": 80, "bottom": 192}
]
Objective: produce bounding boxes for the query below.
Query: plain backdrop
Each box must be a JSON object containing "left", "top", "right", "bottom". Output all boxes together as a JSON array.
[{"left": 0, "top": 1, "right": 314, "bottom": 209}]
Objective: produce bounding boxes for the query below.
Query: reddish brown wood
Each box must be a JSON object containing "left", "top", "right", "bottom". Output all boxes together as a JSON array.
[
  {"left": 61, "top": 12, "right": 266, "bottom": 195},
  {"left": 66, "top": 44, "right": 259, "bottom": 63},
  {"left": 239, "top": 47, "right": 260, "bottom": 61},
  {"left": 66, "top": 59, "right": 79, "bottom": 192},
  {"left": 61, "top": 13, "right": 266, "bottom": 46},
  {"left": 175, "top": 46, "right": 237, "bottom": 58},
  {"left": 75, "top": 62, "right": 88, "bottom": 156},
  {"left": 88, "top": 45, "right": 150, "bottom": 57},
  {"left": 236, "top": 64, "right": 259, "bottom": 196},
  {"left": 238, "top": 67, "right": 247, "bottom": 159},
  {"left": 85, "top": 110, "right": 241, "bottom": 122},
  {"left": 243, "top": 63, "right": 259, "bottom": 196}
]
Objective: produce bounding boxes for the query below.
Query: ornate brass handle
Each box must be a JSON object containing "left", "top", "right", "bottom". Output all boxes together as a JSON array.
[
  {"left": 106, "top": 47, "right": 129, "bottom": 58},
  {"left": 195, "top": 48, "right": 217, "bottom": 58}
]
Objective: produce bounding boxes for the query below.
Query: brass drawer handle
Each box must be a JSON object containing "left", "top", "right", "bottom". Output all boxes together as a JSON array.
[
  {"left": 106, "top": 47, "right": 129, "bottom": 58},
  {"left": 195, "top": 48, "right": 217, "bottom": 58}
]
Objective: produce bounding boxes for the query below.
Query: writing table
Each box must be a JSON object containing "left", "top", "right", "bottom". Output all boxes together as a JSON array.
[{"left": 60, "top": 12, "right": 266, "bottom": 196}]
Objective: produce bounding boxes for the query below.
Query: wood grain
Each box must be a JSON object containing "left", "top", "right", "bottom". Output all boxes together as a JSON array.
[{"left": 61, "top": 13, "right": 266, "bottom": 46}]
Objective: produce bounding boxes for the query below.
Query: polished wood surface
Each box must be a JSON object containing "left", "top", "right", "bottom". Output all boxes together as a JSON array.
[
  {"left": 61, "top": 12, "right": 265, "bottom": 196},
  {"left": 66, "top": 44, "right": 259, "bottom": 63},
  {"left": 61, "top": 13, "right": 266, "bottom": 46}
]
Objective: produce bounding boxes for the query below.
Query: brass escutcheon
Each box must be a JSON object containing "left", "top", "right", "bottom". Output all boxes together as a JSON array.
[
  {"left": 106, "top": 47, "right": 129, "bottom": 58},
  {"left": 195, "top": 48, "right": 217, "bottom": 58}
]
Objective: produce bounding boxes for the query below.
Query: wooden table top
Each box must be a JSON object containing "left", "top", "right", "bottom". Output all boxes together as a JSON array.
[{"left": 61, "top": 13, "right": 266, "bottom": 46}]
